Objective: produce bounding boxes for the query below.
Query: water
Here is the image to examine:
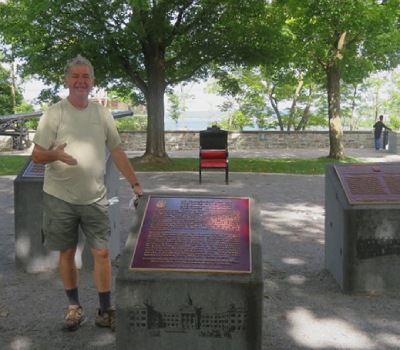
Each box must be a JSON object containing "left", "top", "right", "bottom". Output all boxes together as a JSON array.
[{"left": 164, "top": 110, "right": 259, "bottom": 131}]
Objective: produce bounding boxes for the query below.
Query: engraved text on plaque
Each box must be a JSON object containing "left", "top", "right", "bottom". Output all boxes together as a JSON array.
[{"left": 130, "top": 196, "right": 251, "bottom": 273}]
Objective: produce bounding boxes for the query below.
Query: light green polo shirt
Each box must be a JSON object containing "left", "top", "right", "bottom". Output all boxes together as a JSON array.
[{"left": 33, "top": 99, "right": 121, "bottom": 205}]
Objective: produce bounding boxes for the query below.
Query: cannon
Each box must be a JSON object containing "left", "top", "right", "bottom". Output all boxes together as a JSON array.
[
  {"left": 0, "top": 110, "right": 133, "bottom": 150},
  {"left": 0, "top": 112, "right": 43, "bottom": 150}
]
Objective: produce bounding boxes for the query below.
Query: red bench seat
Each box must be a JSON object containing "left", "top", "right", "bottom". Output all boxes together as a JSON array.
[{"left": 199, "top": 149, "right": 229, "bottom": 184}]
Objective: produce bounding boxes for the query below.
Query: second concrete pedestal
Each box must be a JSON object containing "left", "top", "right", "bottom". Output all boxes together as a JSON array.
[{"left": 325, "top": 164, "right": 400, "bottom": 292}]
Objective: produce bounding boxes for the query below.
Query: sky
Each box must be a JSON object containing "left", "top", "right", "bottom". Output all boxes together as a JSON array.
[
  {"left": 22, "top": 79, "right": 229, "bottom": 130},
  {"left": 23, "top": 80, "right": 48, "bottom": 102},
  {"left": 23, "top": 79, "right": 225, "bottom": 111}
]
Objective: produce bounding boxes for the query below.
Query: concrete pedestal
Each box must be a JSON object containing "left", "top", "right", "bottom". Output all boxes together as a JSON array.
[
  {"left": 325, "top": 164, "right": 400, "bottom": 292},
  {"left": 14, "top": 156, "right": 120, "bottom": 273},
  {"left": 116, "top": 194, "right": 263, "bottom": 350},
  {"left": 14, "top": 171, "right": 59, "bottom": 273},
  {"left": 389, "top": 131, "right": 399, "bottom": 154}
]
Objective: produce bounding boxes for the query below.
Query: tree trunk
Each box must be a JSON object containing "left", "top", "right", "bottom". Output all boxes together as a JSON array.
[
  {"left": 269, "top": 88, "right": 284, "bottom": 131},
  {"left": 326, "top": 64, "right": 344, "bottom": 159},
  {"left": 295, "top": 85, "right": 313, "bottom": 131},
  {"left": 287, "top": 76, "right": 303, "bottom": 131},
  {"left": 349, "top": 84, "right": 357, "bottom": 131},
  {"left": 142, "top": 47, "right": 168, "bottom": 160},
  {"left": 145, "top": 82, "right": 167, "bottom": 159},
  {"left": 11, "top": 61, "right": 17, "bottom": 113}
]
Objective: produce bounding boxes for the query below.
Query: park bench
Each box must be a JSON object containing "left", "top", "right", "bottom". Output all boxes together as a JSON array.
[{"left": 199, "top": 126, "right": 229, "bottom": 184}]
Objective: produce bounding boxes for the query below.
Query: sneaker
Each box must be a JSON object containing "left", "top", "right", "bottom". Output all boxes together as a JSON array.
[
  {"left": 95, "top": 307, "right": 116, "bottom": 331},
  {"left": 64, "top": 305, "right": 84, "bottom": 331}
]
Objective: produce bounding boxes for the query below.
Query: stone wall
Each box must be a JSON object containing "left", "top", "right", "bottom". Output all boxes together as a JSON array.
[
  {"left": 0, "top": 130, "right": 376, "bottom": 151},
  {"left": 120, "top": 130, "right": 375, "bottom": 151}
]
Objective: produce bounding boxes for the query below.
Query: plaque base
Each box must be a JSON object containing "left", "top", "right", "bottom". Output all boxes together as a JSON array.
[{"left": 116, "top": 194, "right": 263, "bottom": 350}]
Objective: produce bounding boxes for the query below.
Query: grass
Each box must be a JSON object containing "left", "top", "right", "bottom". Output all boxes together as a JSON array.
[
  {"left": 0, "top": 156, "right": 31, "bottom": 175},
  {"left": 0, "top": 155, "right": 362, "bottom": 176},
  {"left": 131, "top": 156, "right": 361, "bottom": 174}
]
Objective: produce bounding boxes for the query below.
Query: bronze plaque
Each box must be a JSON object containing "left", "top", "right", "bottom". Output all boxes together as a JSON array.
[
  {"left": 130, "top": 196, "right": 251, "bottom": 273},
  {"left": 334, "top": 163, "right": 400, "bottom": 204},
  {"left": 22, "top": 161, "right": 45, "bottom": 178}
]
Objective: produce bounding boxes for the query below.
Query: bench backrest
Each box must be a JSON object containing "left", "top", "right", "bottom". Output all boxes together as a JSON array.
[{"left": 199, "top": 126, "right": 228, "bottom": 150}]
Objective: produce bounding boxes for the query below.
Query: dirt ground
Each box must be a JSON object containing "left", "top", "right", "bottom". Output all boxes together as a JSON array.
[{"left": 1, "top": 167, "right": 400, "bottom": 349}]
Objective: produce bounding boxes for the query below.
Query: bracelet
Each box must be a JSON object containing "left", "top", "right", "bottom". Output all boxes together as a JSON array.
[{"left": 131, "top": 183, "right": 140, "bottom": 188}]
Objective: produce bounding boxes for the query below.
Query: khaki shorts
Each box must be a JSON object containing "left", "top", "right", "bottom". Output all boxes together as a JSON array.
[{"left": 42, "top": 192, "right": 110, "bottom": 251}]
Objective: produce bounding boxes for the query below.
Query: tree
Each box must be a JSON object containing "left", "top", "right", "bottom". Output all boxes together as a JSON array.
[
  {"left": 212, "top": 68, "right": 271, "bottom": 130},
  {"left": 212, "top": 65, "right": 326, "bottom": 131},
  {"left": 167, "top": 82, "right": 194, "bottom": 127},
  {"left": 0, "top": 0, "right": 268, "bottom": 161},
  {"left": 0, "top": 63, "right": 26, "bottom": 115},
  {"left": 273, "top": 0, "right": 400, "bottom": 159},
  {"left": 381, "top": 69, "right": 400, "bottom": 124},
  {"left": 167, "top": 92, "right": 181, "bottom": 126}
]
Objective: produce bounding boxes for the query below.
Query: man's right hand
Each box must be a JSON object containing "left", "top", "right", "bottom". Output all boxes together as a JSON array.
[
  {"left": 55, "top": 143, "right": 78, "bottom": 165},
  {"left": 31, "top": 143, "right": 77, "bottom": 165}
]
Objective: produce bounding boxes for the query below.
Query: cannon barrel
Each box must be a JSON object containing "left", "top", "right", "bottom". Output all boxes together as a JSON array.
[
  {"left": 0, "top": 111, "right": 43, "bottom": 122},
  {"left": 0, "top": 110, "right": 134, "bottom": 150},
  {"left": 0, "top": 110, "right": 133, "bottom": 122},
  {"left": 111, "top": 110, "right": 134, "bottom": 119}
]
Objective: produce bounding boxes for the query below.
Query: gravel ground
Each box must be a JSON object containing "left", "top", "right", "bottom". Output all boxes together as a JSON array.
[{"left": 1, "top": 148, "right": 400, "bottom": 349}]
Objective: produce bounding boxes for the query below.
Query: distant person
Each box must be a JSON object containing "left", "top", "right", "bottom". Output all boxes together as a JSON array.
[
  {"left": 31, "top": 55, "right": 144, "bottom": 332},
  {"left": 373, "top": 115, "right": 391, "bottom": 150}
]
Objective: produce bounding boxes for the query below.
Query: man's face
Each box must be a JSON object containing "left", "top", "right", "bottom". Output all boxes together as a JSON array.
[{"left": 65, "top": 64, "right": 94, "bottom": 100}]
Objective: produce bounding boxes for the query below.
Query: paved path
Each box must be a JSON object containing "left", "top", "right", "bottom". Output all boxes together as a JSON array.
[
  {"left": 2, "top": 145, "right": 400, "bottom": 162},
  {"left": 1, "top": 147, "right": 400, "bottom": 349}
]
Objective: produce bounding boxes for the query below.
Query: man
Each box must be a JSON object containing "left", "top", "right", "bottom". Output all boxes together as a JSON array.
[
  {"left": 31, "top": 55, "right": 144, "bottom": 332},
  {"left": 373, "top": 115, "right": 391, "bottom": 150}
]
